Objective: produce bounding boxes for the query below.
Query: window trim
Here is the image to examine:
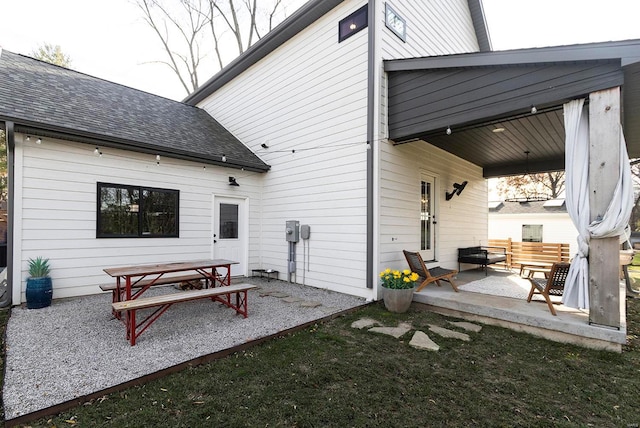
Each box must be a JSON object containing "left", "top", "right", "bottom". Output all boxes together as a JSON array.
[
  {"left": 96, "top": 182, "right": 180, "bottom": 238},
  {"left": 385, "top": 3, "right": 407, "bottom": 42}
]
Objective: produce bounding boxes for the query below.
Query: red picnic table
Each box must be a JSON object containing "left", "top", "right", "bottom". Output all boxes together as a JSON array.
[
  {"left": 104, "top": 259, "right": 257, "bottom": 346},
  {"left": 104, "top": 259, "right": 237, "bottom": 303}
]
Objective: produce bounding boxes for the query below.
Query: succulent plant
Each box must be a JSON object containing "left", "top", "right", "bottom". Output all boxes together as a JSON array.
[{"left": 28, "top": 257, "right": 50, "bottom": 278}]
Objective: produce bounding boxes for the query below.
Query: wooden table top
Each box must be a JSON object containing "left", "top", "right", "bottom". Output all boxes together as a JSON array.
[
  {"left": 104, "top": 259, "right": 238, "bottom": 277},
  {"left": 519, "top": 261, "right": 555, "bottom": 268}
]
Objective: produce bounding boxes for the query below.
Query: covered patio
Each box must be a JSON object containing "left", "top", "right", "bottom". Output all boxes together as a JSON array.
[
  {"left": 413, "top": 267, "right": 627, "bottom": 352},
  {"left": 385, "top": 39, "right": 640, "bottom": 343}
]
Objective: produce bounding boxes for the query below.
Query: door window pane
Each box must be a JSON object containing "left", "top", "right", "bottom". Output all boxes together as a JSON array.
[
  {"left": 421, "top": 181, "right": 431, "bottom": 251},
  {"left": 219, "top": 203, "right": 238, "bottom": 239}
]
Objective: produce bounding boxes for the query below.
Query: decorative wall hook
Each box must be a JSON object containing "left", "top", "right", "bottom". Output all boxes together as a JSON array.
[{"left": 445, "top": 181, "right": 468, "bottom": 201}]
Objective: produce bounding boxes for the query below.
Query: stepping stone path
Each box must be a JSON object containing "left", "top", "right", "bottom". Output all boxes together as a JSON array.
[
  {"left": 351, "top": 317, "right": 482, "bottom": 351},
  {"left": 428, "top": 325, "right": 471, "bottom": 341},
  {"left": 448, "top": 321, "right": 482, "bottom": 333},
  {"left": 300, "top": 300, "right": 322, "bottom": 308},
  {"left": 409, "top": 331, "right": 440, "bottom": 351},
  {"left": 351, "top": 318, "right": 381, "bottom": 329},
  {"left": 369, "top": 322, "right": 412, "bottom": 339},
  {"left": 258, "top": 286, "right": 482, "bottom": 350},
  {"left": 257, "top": 289, "right": 324, "bottom": 308}
]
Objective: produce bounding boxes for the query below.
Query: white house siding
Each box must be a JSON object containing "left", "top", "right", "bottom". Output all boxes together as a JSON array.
[
  {"left": 375, "top": 0, "right": 483, "bottom": 281},
  {"left": 12, "top": 135, "right": 262, "bottom": 304},
  {"left": 198, "top": 0, "right": 372, "bottom": 298},
  {"left": 378, "top": 0, "right": 480, "bottom": 137},
  {"left": 378, "top": 139, "right": 486, "bottom": 274},
  {"left": 379, "top": 0, "right": 479, "bottom": 59},
  {"left": 488, "top": 213, "right": 579, "bottom": 257}
]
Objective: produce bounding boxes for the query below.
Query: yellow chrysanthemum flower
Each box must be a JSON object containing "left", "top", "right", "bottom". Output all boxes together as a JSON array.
[{"left": 403, "top": 269, "right": 411, "bottom": 275}]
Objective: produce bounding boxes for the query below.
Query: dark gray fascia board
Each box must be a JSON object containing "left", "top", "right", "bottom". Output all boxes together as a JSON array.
[
  {"left": 467, "top": 0, "right": 492, "bottom": 52},
  {"left": 384, "top": 39, "right": 640, "bottom": 72},
  {"left": 4, "top": 119, "right": 270, "bottom": 173},
  {"left": 483, "top": 158, "right": 566, "bottom": 179},
  {"left": 184, "top": 0, "right": 346, "bottom": 105}
]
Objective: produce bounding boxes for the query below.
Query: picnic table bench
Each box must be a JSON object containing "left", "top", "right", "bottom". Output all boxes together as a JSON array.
[
  {"left": 100, "top": 272, "right": 209, "bottom": 311},
  {"left": 113, "top": 283, "right": 256, "bottom": 346}
]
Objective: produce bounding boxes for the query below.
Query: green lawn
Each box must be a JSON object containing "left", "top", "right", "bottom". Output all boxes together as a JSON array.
[{"left": 2, "top": 287, "right": 640, "bottom": 427}]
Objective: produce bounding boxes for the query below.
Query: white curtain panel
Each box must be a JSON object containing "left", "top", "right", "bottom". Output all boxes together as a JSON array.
[
  {"left": 563, "top": 99, "right": 591, "bottom": 309},
  {"left": 562, "top": 98, "right": 634, "bottom": 309}
]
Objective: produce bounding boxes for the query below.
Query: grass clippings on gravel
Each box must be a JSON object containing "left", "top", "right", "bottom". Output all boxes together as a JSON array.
[{"left": 6, "top": 296, "right": 639, "bottom": 428}]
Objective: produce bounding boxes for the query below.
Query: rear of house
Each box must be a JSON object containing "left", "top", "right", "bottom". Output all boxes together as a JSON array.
[
  {"left": 2, "top": 0, "right": 636, "bottom": 352},
  {"left": 1, "top": 0, "right": 490, "bottom": 305},
  {"left": 189, "top": 0, "right": 489, "bottom": 299}
]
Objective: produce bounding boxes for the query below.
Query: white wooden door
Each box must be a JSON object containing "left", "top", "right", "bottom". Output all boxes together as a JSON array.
[{"left": 213, "top": 196, "right": 246, "bottom": 277}]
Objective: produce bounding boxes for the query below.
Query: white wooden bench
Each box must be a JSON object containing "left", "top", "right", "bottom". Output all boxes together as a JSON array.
[{"left": 112, "top": 283, "right": 257, "bottom": 345}]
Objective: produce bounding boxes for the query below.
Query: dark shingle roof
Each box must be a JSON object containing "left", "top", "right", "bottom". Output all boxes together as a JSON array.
[{"left": 0, "top": 50, "right": 269, "bottom": 172}]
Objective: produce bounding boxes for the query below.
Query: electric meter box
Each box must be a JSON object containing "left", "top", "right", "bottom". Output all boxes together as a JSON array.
[{"left": 286, "top": 220, "right": 300, "bottom": 242}]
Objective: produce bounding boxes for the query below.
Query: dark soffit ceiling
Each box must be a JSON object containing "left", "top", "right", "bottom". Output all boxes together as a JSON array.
[
  {"left": 422, "top": 107, "right": 567, "bottom": 178},
  {"left": 385, "top": 40, "right": 640, "bottom": 178}
]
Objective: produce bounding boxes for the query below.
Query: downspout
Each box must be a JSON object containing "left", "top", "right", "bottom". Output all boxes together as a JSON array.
[
  {"left": 366, "top": 0, "right": 376, "bottom": 289},
  {"left": 0, "top": 121, "right": 14, "bottom": 308}
]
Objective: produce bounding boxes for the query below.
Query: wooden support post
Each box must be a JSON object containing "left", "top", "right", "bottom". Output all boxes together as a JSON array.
[{"left": 588, "top": 88, "right": 621, "bottom": 328}]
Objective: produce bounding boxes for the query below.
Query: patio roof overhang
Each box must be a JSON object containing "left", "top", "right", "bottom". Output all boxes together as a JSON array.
[{"left": 384, "top": 39, "right": 640, "bottom": 178}]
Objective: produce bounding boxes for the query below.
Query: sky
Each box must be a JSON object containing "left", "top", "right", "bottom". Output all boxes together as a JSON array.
[{"left": 1, "top": 0, "right": 640, "bottom": 102}]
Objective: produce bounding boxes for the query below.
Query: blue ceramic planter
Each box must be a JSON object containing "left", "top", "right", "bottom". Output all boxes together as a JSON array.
[{"left": 26, "top": 277, "right": 53, "bottom": 309}]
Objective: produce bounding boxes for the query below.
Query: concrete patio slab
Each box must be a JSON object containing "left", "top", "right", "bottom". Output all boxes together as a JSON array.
[{"left": 414, "top": 268, "right": 627, "bottom": 351}]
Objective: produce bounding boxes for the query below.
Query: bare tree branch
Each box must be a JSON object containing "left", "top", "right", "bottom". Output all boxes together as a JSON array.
[
  {"left": 267, "top": 0, "right": 282, "bottom": 32},
  {"left": 135, "top": 0, "right": 210, "bottom": 95},
  {"left": 211, "top": 0, "right": 244, "bottom": 53},
  {"left": 244, "top": 0, "right": 258, "bottom": 47},
  {"left": 495, "top": 171, "right": 566, "bottom": 201},
  {"left": 136, "top": 0, "right": 294, "bottom": 96}
]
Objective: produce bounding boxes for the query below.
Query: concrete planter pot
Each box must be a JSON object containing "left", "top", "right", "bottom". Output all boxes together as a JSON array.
[{"left": 382, "top": 286, "right": 415, "bottom": 313}]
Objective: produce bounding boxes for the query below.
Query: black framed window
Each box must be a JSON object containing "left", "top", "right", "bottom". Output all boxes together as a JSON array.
[
  {"left": 97, "top": 182, "right": 179, "bottom": 238},
  {"left": 339, "top": 5, "right": 368, "bottom": 42}
]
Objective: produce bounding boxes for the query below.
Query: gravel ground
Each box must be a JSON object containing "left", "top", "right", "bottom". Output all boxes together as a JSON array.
[{"left": 3, "top": 277, "right": 366, "bottom": 420}]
